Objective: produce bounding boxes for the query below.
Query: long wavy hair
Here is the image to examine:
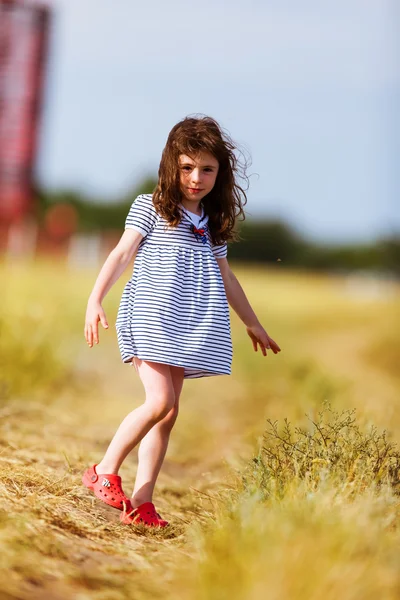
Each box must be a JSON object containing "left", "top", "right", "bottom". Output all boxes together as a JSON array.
[{"left": 152, "top": 115, "right": 249, "bottom": 245}]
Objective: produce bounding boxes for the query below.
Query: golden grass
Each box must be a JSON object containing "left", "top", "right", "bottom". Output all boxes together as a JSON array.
[{"left": 0, "top": 259, "right": 399, "bottom": 599}]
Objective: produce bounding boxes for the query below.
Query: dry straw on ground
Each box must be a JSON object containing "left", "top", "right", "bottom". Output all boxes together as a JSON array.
[{"left": 1, "top": 261, "right": 399, "bottom": 599}]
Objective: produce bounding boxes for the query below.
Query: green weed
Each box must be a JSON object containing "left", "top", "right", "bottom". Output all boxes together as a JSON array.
[{"left": 241, "top": 401, "right": 400, "bottom": 501}]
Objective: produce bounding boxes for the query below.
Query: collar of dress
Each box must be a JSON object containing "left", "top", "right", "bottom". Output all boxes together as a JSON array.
[{"left": 180, "top": 203, "right": 209, "bottom": 227}]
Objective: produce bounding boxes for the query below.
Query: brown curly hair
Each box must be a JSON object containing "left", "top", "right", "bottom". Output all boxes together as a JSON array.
[{"left": 152, "top": 115, "right": 249, "bottom": 245}]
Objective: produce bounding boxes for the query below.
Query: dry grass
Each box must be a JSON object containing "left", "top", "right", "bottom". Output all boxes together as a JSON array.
[{"left": 0, "top": 259, "right": 399, "bottom": 599}]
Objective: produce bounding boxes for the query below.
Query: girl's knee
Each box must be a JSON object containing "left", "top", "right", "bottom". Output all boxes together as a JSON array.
[
  {"left": 146, "top": 393, "right": 175, "bottom": 422},
  {"left": 159, "top": 403, "right": 179, "bottom": 431}
]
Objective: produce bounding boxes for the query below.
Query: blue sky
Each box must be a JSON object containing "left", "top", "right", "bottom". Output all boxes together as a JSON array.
[{"left": 38, "top": 0, "right": 399, "bottom": 243}]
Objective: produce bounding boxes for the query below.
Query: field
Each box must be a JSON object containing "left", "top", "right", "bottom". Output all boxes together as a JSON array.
[{"left": 1, "top": 259, "right": 399, "bottom": 600}]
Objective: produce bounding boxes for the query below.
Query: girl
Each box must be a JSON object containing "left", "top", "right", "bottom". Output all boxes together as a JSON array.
[{"left": 83, "top": 115, "right": 281, "bottom": 527}]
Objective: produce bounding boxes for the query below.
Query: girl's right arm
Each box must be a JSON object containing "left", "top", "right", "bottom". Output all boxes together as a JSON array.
[{"left": 84, "top": 229, "right": 143, "bottom": 347}]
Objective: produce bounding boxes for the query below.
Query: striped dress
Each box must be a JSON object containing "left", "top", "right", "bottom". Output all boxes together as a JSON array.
[{"left": 115, "top": 194, "right": 232, "bottom": 379}]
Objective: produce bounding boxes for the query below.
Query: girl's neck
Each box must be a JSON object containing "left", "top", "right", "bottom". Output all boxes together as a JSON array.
[{"left": 180, "top": 200, "right": 203, "bottom": 217}]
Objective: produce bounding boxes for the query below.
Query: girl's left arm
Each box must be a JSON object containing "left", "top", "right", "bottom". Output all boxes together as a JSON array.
[{"left": 216, "top": 258, "right": 281, "bottom": 356}]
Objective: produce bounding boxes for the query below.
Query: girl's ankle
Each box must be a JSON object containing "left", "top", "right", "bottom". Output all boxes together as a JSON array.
[
  {"left": 96, "top": 462, "right": 119, "bottom": 475},
  {"left": 131, "top": 497, "right": 153, "bottom": 509}
]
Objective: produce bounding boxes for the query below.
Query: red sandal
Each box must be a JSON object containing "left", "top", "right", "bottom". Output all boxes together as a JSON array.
[
  {"left": 120, "top": 502, "right": 169, "bottom": 527},
  {"left": 82, "top": 464, "right": 133, "bottom": 512}
]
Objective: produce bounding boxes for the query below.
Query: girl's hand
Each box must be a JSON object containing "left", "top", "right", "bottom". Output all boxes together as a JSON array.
[
  {"left": 85, "top": 300, "right": 109, "bottom": 347},
  {"left": 246, "top": 324, "right": 281, "bottom": 356}
]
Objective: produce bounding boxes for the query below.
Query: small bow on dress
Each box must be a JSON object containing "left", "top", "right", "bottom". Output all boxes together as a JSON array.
[{"left": 191, "top": 224, "right": 208, "bottom": 244}]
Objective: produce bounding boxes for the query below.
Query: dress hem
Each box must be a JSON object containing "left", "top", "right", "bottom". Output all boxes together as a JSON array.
[{"left": 121, "top": 353, "right": 231, "bottom": 379}]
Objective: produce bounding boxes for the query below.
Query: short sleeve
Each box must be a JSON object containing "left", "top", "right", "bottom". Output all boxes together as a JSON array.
[
  {"left": 125, "top": 194, "right": 158, "bottom": 238},
  {"left": 212, "top": 241, "right": 228, "bottom": 259}
]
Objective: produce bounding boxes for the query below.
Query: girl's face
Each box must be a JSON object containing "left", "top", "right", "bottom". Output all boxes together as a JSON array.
[{"left": 178, "top": 151, "right": 219, "bottom": 205}]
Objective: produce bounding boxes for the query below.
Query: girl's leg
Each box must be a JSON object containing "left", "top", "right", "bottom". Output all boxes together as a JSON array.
[
  {"left": 131, "top": 362, "right": 185, "bottom": 507},
  {"left": 96, "top": 360, "right": 178, "bottom": 475}
]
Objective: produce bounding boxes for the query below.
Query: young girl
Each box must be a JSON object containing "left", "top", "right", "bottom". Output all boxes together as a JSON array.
[{"left": 83, "top": 115, "right": 281, "bottom": 527}]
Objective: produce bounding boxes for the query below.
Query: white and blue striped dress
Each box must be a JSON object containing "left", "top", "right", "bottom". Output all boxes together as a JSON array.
[{"left": 115, "top": 194, "right": 233, "bottom": 379}]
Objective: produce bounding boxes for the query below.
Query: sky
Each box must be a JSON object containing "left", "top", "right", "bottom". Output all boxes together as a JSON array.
[{"left": 36, "top": 0, "right": 399, "bottom": 243}]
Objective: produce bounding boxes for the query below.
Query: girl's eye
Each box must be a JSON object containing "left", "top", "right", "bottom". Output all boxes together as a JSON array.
[
  {"left": 182, "top": 166, "right": 192, "bottom": 171},
  {"left": 204, "top": 168, "right": 213, "bottom": 172}
]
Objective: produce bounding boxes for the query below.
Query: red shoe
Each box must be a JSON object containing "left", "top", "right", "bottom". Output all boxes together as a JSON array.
[
  {"left": 82, "top": 464, "right": 133, "bottom": 512},
  {"left": 120, "top": 501, "right": 169, "bottom": 527},
  {"left": 156, "top": 511, "right": 169, "bottom": 527}
]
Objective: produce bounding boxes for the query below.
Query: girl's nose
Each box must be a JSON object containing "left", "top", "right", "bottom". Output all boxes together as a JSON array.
[{"left": 191, "top": 168, "right": 202, "bottom": 183}]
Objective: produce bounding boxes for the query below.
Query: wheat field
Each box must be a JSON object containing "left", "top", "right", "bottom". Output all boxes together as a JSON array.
[{"left": 1, "top": 259, "right": 399, "bottom": 600}]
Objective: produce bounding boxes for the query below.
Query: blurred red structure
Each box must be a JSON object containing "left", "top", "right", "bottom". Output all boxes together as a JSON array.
[
  {"left": 44, "top": 203, "right": 78, "bottom": 240},
  {"left": 0, "top": 0, "right": 51, "bottom": 231}
]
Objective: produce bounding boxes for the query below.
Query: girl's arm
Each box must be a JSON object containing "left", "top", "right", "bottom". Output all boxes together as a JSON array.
[
  {"left": 85, "top": 229, "right": 143, "bottom": 347},
  {"left": 216, "top": 257, "right": 281, "bottom": 356}
]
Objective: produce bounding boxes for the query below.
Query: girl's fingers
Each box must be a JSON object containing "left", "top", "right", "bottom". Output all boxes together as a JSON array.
[
  {"left": 247, "top": 329, "right": 257, "bottom": 351},
  {"left": 260, "top": 335, "right": 270, "bottom": 356},
  {"left": 248, "top": 328, "right": 278, "bottom": 355},
  {"left": 252, "top": 333, "right": 267, "bottom": 356},
  {"left": 100, "top": 314, "right": 109, "bottom": 329},
  {"left": 269, "top": 338, "right": 281, "bottom": 353},
  {"left": 87, "top": 324, "right": 93, "bottom": 347},
  {"left": 92, "top": 321, "right": 99, "bottom": 344},
  {"left": 85, "top": 312, "right": 109, "bottom": 348}
]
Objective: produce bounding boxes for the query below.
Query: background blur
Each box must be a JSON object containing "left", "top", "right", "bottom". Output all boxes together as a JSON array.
[
  {"left": 1, "top": 2, "right": 399, "bottom": 600},
  {"left": 1, "top": 0, "right": 399, "bottom": 272}
]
